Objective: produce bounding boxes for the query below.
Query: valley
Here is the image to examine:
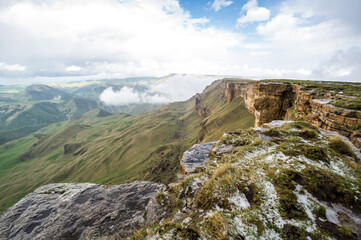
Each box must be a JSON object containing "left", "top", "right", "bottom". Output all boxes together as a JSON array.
[{"left": 0, "top": 78, "right": 255, "bottom": 214}]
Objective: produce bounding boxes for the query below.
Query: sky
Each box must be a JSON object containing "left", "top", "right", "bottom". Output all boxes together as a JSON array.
[{"left": 0, "top": 0, "right": 361, "bottom": 84}]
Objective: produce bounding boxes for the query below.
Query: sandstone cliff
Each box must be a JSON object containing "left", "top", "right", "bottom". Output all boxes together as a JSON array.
[{"left": 220, "top": 80, "right": 361, "bottom": 148}]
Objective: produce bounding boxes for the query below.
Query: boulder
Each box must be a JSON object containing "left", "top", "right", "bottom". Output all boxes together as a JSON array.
[{"left": 0, "top": 181, "right": 166, "bottom": 240}]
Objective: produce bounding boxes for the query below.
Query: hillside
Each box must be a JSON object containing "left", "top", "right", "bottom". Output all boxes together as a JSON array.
[
  {"left": 0, "top": 79, "right": 255, "bottom": 213},
  {"left": 1, "top": 120, "right": 360, "bottom": 239},
  {"left": 131, "top": 121, "right": 361, "bottom": 240},
  {"left": 0, "top": 84, "right": 102, "bottom": 144},
  {"left": 24, "top": 84, "right": 73, "bottom": 101}
]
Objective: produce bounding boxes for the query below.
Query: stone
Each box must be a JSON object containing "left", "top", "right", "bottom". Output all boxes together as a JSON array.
[
  {"left": 181, "top": 142, "right": 218, "bottom": 175},
  {"left": 0, "top": 181, "right": 166, "bottom": 240}
]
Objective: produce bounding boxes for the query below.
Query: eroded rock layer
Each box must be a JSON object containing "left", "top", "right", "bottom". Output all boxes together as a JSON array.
[{"left": 220, "top": 80, "right": 361, "bottom": 148}]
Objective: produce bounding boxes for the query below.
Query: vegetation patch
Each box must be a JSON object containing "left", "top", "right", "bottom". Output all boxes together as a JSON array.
[
  {"left": 287, "top": 167, "right": 361, "bottom": 214},
  {"left": 280, "top": 224, "right": 313, "bottom": 240},
  {"left": 332, "top": 97, "right": 361, "bottom": 111},
  {"left": 276, "top": 142, "right": 329, "bottom": 163},
  {"left": 270, "top": 172, "right": 308, "bottom": 220},
  {"left": 329, "top": 137, "right": 355, "bottom": 158}
]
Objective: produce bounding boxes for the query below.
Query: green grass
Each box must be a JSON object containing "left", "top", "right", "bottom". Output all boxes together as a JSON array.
[{"left": 0, "top": 80, "right": 255, "bottom": 213}]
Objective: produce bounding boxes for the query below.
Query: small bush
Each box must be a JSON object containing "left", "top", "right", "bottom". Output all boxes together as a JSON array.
[
  {"left": 263, "top": 128, "right": 282, "bottom": 137},
  {"left": 329, "top": 137, "right": 355, "bottom": 157},
  {"left": 282, "top": 121, "right": 318, "bottom": 131}
]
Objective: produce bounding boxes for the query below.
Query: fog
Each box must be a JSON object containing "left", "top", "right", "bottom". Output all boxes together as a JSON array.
[{"left": 99, "top": 74, "right": 221, "bottom": 106}]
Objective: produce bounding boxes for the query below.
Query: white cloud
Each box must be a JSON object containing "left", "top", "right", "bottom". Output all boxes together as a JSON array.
[
  {"left": 237, "top": 0, "right": 270, "bottom": 26},
  {"left": 0, "top": 0, "right": 242, "bottom": 80},
  {"left": 211, "top": 0, "right": 233, "bottom": 12},
  {"left": 65, "top": 65, "right": 82, "bottom": 72},
  {"left": 0, "top": 62, "right": 26, "bottom": 71},
  {"left": 0, "top": 0, "right": 360, "bottom": 83},
  {"left": 100, "top": 74, "right": 221, "bottom": 106},
  {"left": 312, "top": 47, "right": 361, "bottom": 81}
]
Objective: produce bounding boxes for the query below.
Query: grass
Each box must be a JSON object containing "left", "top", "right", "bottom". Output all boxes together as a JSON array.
[
  {"left": 329, "top": 137, "right": 356, "bottom": 157},
  {"left": 0, "top": 80, "right": 255, "bottom": 213}
]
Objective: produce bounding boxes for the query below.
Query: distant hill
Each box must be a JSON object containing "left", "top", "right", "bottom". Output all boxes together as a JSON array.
[{"left": 24, "top": 84, "right": 73, "bottom": 101}]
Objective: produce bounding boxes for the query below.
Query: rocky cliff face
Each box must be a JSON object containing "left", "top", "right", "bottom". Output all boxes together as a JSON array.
[
  {"left": 0, "top": 181, "right": 166, "bottom": 240},
  {"left": 220, "top": 80, "right": 361, "bottom": 148}
]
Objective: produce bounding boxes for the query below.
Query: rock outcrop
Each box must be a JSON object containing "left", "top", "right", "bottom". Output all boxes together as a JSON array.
[
  {"left": 0, "top": 181, "right": 166, "bottom": 240},
  {"left": 181, "top": 142, "right": 218, "bottom": 175},
  {"left": 220, "top": 80, "right": 361, "bottom": 148}
]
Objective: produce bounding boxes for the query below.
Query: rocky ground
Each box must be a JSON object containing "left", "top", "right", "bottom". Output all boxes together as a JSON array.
[
  {"left": 0, "top": 181, "right": 166, "bottom": 240},
  {"left": 132, "top": 121, "right": 361, "bottom": 240}
]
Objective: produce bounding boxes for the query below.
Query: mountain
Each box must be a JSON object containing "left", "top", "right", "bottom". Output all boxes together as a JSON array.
[
  {"left": 0, "top": 79, "right": 255, "bottom": 214},
  {"left": 0, "top": 84, "right": 104, "bottom": 144},
  {"left": 24, "top": 84, "right": 73, "bottom": 101},
  {"left": 1, "top": 78, "right": 360, "bottom": 239}
]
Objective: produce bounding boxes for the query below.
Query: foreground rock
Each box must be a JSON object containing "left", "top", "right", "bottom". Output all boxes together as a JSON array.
[
  {"left": 180, "top": 142, "right": 217, "bottom": 175},
  {"left": 0, "top": 181, "right": 166, "bottom": 240}
]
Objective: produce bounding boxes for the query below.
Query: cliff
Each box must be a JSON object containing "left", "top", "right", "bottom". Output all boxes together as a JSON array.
[{"left": 220, "top": 80, "right": 361, "bottom": 148}]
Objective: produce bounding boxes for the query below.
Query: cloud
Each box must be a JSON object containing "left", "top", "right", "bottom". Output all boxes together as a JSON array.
[
  {"left": 211, "top": 0, "right": 233, "bottom": 12},
  {"left": 0, "top": 0, "right": 360, "bottom": 83},
  {"left": 312, "top": 47, "right": 361, "bottom": 81},
  {"left": 0, "top": 0, "right": 242, "bottom": 80},
  {"left": 237, "top": 0, "right": 270, "bottom": 26},
  {"left": 100, "top": 74, "right": 221, "bottom": 106},
  {"left": 65, "top": 65, "right": 82, "bottom": 72},
  {"left": 0, "top": 62, "right": 26, "bottom": 71}
]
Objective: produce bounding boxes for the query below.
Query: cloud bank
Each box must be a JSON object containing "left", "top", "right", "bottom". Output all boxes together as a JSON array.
[
  {"left": 100, "top": 74, "right": 220, "bottom": 106},
  {"left": 0, "top": 0, "right": 361, "bottom": 83}
]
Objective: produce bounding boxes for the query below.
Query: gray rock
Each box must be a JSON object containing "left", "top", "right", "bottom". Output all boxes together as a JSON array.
[
  {"left": 0, "top": 181, "right": 166, "bottom": 240},
  {"left": 181, "top": 142, "right": 218, "bottom": 174},
  {"left": 212, "top": 144, "right": 236, "bottom": 155}
]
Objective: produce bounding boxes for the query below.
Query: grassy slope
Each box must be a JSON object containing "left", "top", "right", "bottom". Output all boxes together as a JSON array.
[{"left": 0, "top": 80, "right": 255, "bottom": 213}]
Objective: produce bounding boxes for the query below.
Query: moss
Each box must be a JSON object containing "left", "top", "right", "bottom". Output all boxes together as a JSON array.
[
  {"left": 313, "top": 205, "right": 327, "bottom": 219},
  {"left": 282, "top": 121, "right": 318, "bottom": 131},
  {"left": 281, "top": 224, "right": 312, "bottom": 240},
  {"left": 219, "top": 135, "right": 233, "bottom": 145},
  {"left": 338, "top": 226, "right": 354, "bottom": 237},
  {"left": 233, "top": 137, "right": 252, "bottom": 147},
  {"left": 332, "top": 97, "right": 361, "bottom": 111},
  {"left": 329, "top": 137, "right": 355, "bottom": 158},
  {"left": 271, "top": 172, "right": 308, "bottom": 220},
  {"left": 263, "top": 128, "right": 283, "bottom": 137},
  {"left": 287, "top": 167, "right": 361, "bottom": 214},
  {"left": 297, "top": 129, "right": 319, "bottom": 140},
  {"left": 277, "top": 142, "right": 329, "bottom": 163},
  {"left": 203, "top": 212, "right": 229, "bottom": 240},
  {"left": 131, "top": 223, "right": 200, "bottom": 240},
  {"left": 196, "top": 164, "right": 240, "bottom": 209},
  {"left": 316, "top": 219, "right": 358, "bottom": 240}
]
